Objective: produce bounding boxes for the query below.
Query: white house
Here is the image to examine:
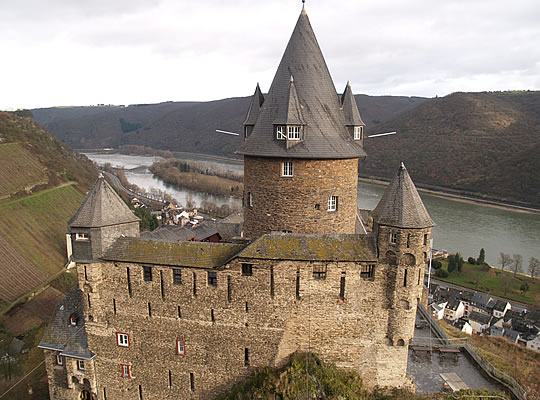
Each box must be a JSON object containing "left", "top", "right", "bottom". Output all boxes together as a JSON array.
[
  {"left": 454, "top": 319, "right": 473, "bottom": 335},
  {"left": 431, "top": 301, "right": 447, "bottom": 320},
  {"left": 444, "top": 298, "right": 465, "bottom": 321},
  {"left": 526, "top": 335, "right": 540, "bottom": 353},
  {"left": 469, "top": 311, "right": 491, "bottom": 334},
  {"left": 493, "top": 300, "right": 511, "bottom": 319}
]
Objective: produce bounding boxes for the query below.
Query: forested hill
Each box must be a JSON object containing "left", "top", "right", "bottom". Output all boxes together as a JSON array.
[
  {"left": 361, "top": 91, "right": 540, "bottom": 208},
  {"left": 31, "top": 95, "right": 427, "bottom": 157}
]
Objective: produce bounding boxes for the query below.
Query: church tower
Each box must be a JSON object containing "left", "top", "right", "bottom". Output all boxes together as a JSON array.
[
  {"left": 238, "top": 9, "right": 366, "bottom": 239},
  {"left": 372, "top": 163, "right": 434, "bottom": 346},
  {"left": 68, "top": 175, "right": 140, "bottom": 262}
]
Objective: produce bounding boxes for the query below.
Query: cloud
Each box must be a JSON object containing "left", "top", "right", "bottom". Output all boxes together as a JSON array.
[{"left": 0, "top": 0, "right": 539, "bottom": 109}]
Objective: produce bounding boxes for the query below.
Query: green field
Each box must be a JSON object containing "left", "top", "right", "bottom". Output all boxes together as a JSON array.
[
  {"left": 434, "top": 260, "right": 540, "bottom": 305},
  {"left": 0, "top": 185, "right": 84, "bottom": 302},
  {"left": 0, "top": 143, "right": 46, "bottom": 199}
]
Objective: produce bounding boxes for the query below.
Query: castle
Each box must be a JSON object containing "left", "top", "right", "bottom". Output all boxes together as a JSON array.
[{"left": 39, "top": 7, "right": 434, "bottom": 400}]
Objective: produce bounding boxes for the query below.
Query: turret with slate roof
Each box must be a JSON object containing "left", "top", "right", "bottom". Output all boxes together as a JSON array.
[
  {"left": 68, "top": 175, "right": 140, "bottom": 262},
  {"left": 242, "top": 83, "right": 265, "bottom": 139},
  {"left": 341, "top": 81, "right": 366, "bottom": 141},
  {"left": 239, "top": 8, "right": 367, "bottom": 238}
]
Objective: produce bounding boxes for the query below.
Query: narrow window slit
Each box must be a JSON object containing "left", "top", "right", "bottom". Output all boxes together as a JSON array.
[
  {"left": 148, "top": 302, "right": 152, "bottom": 317},
  {"left": 339, "top": 272, "right": 346, "bottom": 300},
  {"left": 296, "top": 269, "right": 300, "bottom": 299},
  {"left": 403, "top": 269, "right": 408, "bottom": 287},
  {"left": 227, "top": 276, "right": 232, "bottom": 303},
  {"left": 127, "top": 267, "right": 132, "bottom": 297},
  {"left": 160, "top": 270, "right": 165, "bottom": 299},
  {"left": 113, "top": 298, "right": 116, "bottom": 315},
  {"left": 270, "top": 266, "right": 275, "bottom": 298}
]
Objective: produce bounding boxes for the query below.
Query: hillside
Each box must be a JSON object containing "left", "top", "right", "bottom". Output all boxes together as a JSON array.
[
  {"left": 0, "top": 111, "right": 97, "bottom": 305},
  {"left": 31, "top": 95, "right": 427, "bottom": 157},
  {"left": 361, "top": 91, "right": 540, "bottom": 208}
]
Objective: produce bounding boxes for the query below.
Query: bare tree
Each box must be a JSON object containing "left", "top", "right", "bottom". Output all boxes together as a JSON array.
[
  {"left": 512, "top": 254, "right": 523, "bottom": 276},
  {"left": 499, "top": 252, "right": 512, "bottom": 271},
  {"left": 528, "top": 257, "right": 540, "bottom": 278}
]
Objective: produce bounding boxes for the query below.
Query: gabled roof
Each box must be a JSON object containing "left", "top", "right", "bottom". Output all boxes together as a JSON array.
[
  {"left": 493, "top": 300, "right": 509, "bottom": 312},
  {"left": 237, "top": 10, "right": 365, "bottom": 159},
  {"left": 273, "top": 76, "right": 305, "bottom": 125},
  {"left": 341, "top": 82, "right": 365, "bottom": 126},
  {"left": 243, "top": 83, "right": 265, "bottom": 126},
  {"left": 471, "top": 292, "right": 492, "bottom": 307},
  {"left": 446, "top": 297, "right": 462, "bottom": 311},
  {"left": 102, "top": 237, "right": 245, "bottom": 268},
  {"left": 39, "top": 288, "right": 93, "bottom": 360},
  {"left": 372, "top": 163, "right": 435, "bottom": 229},
  {"left": 237, "top": 233, "right": 376, "bottom": 261},
  {"left": 68, "top": 176, "right": 139, "bottom": 228},
  {"left": 469, "top": 311, "right": 491, "bottom": 325}
]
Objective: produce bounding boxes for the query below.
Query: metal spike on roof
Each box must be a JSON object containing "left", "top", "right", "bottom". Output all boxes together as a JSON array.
[
  {"left": 341, "top": 82, "right": 365, "bottom": 126},
  {"left": 372, "top": 163, "right": 435, "bottom": 229},
  {"left": 243, "top": 83, "right": 265, "bottom": 126},
  {"left": 237, "top": 10, "right": 365, "bottom": 159},
  {"left": 68, "top": 176, "right": 140, "bottom": 228}
]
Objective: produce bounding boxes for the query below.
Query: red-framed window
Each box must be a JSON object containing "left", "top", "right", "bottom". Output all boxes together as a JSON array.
[
  {"left": 69, "top": 314, "right": 77, "bottom": 326},
  {"left": 116, "top": 332, "right": 130, "bottom": 347},
  {"left": 176, "top": 340, "right": 185, "bottom": 356},
  {"left": 121, "top": 364, "right": 131, "bottom": 378}
]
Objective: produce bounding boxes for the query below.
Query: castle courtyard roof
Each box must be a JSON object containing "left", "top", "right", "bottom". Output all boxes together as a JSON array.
[
  {"left": 39, "top": 288, "right": 93, "bottom": 360},
  {"left": 102, "top": 237, "right": 245, "bottom": 268},
  {"left": 236, "top": 10, "right": 366, "bottom": 159},
  {"left": 68, "top": 175, "right": 140, "bottom": 228},
  {"left": 237, "top": 233, "right": 377, "bottom": 262},
  {"left": 372, "top": 163, "right": 435, "bottom": 229}
]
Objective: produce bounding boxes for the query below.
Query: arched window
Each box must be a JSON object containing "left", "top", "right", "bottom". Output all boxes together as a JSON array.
[{"left": 396, "top": 339, "right": 405, "bottom": 346}]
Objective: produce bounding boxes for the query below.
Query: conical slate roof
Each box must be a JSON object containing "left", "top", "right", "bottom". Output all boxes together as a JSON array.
[
  {"left": 372, "top": 163, "right": 434, "bottom": 229},
  {"left": 68, "top": 176, "right": 140, "bottom": 228},
  {"left": 341, "top": 82, "right": 365, "bottom": 126},
  {"left": 237, "top": 10, "right": 366, "bottom": 159},
  {"left": 243, "top": 83, "right": 265, "bottom": 126}
]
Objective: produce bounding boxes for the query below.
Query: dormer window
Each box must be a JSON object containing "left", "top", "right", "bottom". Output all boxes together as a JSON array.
[
  {"left": 69, "top": 314, "right": 77, "bottom": 326},
  {"left": 75, "top": 233, "right": 89, "bottom": 241},
  {"left": 353, "top": 126, "right": 364, "bottom": 140},
  {"left": 276, "top": 126, "right": 286, "bottom": 140},
  {"left": 287, "top": 125, "right": 301, "bottom": 140}
]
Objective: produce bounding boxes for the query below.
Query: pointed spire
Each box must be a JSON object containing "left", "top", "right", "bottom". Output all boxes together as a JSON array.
[
  {"left": 68, "top": 176, "right": 140, "bottom": 228},
  {"left": 273, "top": 74, "right": 305, "bottom": 125},
  {"left": 237, "top": 10, "right": 365, "bottom": 159},
  {"left": 243, "top": 83, "right": 265, "bottom": 126},
  {"left": 372, "top": 163, "right": 434, "bottom": 229},
  {"left": 341, "top": 81, "right": 365, "bottom": 126}
]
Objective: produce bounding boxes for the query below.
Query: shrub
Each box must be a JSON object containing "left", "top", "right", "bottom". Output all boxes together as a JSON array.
[
  {"left": 432, "top": 260, "right": 442, "bottom": 270},
  {"left": 436, "top": 269, "right": 449, "bottom": 278},
  {"left": 468, "top": 257, "right": 476, "bottom": 265}
]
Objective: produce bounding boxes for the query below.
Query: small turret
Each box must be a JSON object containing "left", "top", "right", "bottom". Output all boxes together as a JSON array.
[
  {"left": 373, "top": 163, "right": 434, "bottom": 346},
  {"left": 341, "top": 82, "right": 366, "bottom": 141},
  {"left": 68, "top": 175, "right": 140, "bottom": 262},
  {"left": 243, "top": 83, "right": 265, "bottom": 139}
]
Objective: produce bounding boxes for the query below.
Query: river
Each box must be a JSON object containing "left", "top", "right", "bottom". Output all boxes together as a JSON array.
[{"left": 83, "top": 152, "right": 540, "bottom": 267}]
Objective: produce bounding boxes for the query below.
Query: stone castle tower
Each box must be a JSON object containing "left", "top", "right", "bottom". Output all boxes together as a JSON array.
[
  {"left": 40, "top": 7, "right": 434, "bottom": 400},
  {"left": 238, "top": 9, "right": 366, "bottom": 239}
]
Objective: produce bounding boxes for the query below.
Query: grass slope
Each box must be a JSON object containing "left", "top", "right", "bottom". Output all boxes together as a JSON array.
[
  {"left": 435, "top": 260, "right": 540, "bottom": 305},
  {"left": 0, "top": 143, "right": 46, "bottom": 199},
  {"left": 218, "top": 352, "right": 507, "bottom": 400},
  {"left": 0, "top": 185, "right": 84, "bottom": 302}
]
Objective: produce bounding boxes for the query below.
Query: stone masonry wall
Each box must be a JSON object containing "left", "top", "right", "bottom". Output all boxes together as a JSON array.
[
  {"left": 243, "top": 157, "right": 358, "bottom": 238},
  {"left": 78, "top": 248, "right": 418, "bottom": 399}
]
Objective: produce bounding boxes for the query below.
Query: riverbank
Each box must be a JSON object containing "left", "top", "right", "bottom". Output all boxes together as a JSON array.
[{"left": 358, "top": 177, "right": 540, "bottom": 215}]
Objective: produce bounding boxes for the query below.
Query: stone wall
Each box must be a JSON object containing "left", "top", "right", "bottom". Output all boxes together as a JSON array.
[
  {"left": 243, "top": 157, "right": 358, "bottom": 238},
  {"left": 78, "top": 246, "right": 419, "bottom": 399}
]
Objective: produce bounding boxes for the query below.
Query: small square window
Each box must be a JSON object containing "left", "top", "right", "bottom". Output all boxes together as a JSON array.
[
  {"left": 121, "top": 364, "right": 131, "bottom": 378},
  {"left": 328, "top": 196, "right": 338, "bottom": 211},
  {"left": 173, "top": 268, "right": 182, "bottom": 285},
  {"left": 287, "top": 125, "right": 301, "bottom": 140},
  {"left": 143, "top": 266, "right": 152, "bottom": 282},
  {"left": 276, "top": 125, "right": 286, "bottom": 140},
  {"left": 177, "top": 340, "right": 185, "bottom": 356},
  {"left": 313, "top": 264, "right": 327, "bottom": 280},
  {"left": 360, "top": 264, "right": 375, "bottom": 279},
  {"left": 241, "top": 263, "right": 253, "bottom": 276},
  {"left": 282, "top": 161, "right": 293, "bottom": 177},
  {"left": 77, "top": 360, "right": 85, "bottom": 371},
  {"left": 75, "top": 233, "right": 89, "bottom": 241},
  {"left": 208, "top": 271, "right": 217, "bottom": 287},
  {"left": 390, "top": 232, "right": 398, "bottom": 244},
  {"left": 56, "top": 354, "right": 63, "bottom": 366},
  {"left": 116, "top": 332, "right": 129, "bottom": 347}
]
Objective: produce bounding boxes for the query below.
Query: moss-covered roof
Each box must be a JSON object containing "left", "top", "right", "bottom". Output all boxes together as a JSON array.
[
  {"left": 237, "top": 233, "right": 376, "bottom": 262},
  {"left": 102, "top": 237, "right": 246, "bottom": 268}
]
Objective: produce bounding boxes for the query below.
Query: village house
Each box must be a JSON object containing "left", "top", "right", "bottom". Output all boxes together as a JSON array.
[
  {"left": 444, "top": 298, "right": 465, "bottom": 321},
  {"left": 469, "top": 311, "right": 492, "bottom": 335}
]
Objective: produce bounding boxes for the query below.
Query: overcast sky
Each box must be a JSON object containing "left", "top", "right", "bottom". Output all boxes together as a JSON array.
[{"left": 1, "top": 0, "right": 539, "bottom": 110}]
